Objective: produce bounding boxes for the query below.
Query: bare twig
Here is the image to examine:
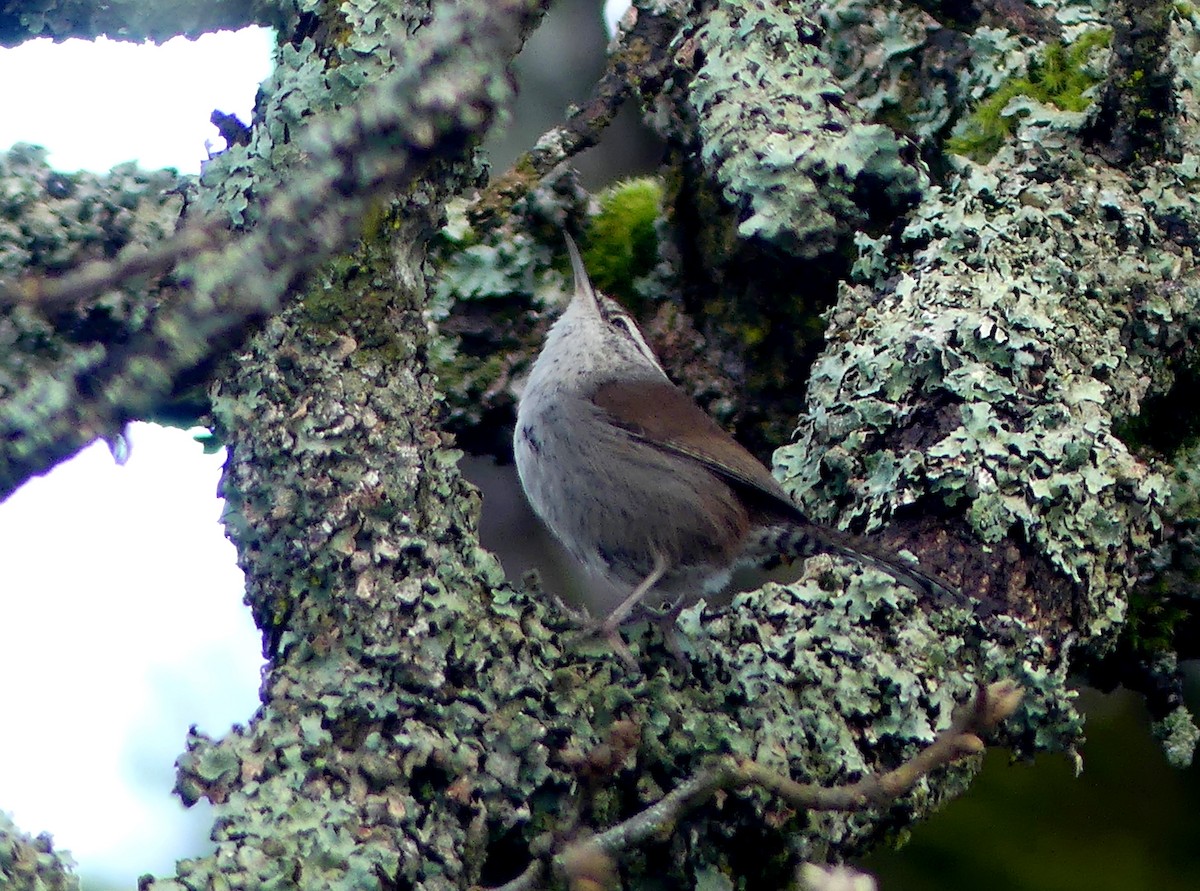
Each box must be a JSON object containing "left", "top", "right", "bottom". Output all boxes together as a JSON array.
[
  {"left": 733, "top": 681, "right": 1023, "bottom": 813},
  {"left": 470, "top": 2, "right": 684, "bottom": 226}
]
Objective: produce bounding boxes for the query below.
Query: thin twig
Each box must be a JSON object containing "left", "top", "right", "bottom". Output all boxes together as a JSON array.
[
  {"left": 470, "top": 3, "right": 684, "bottom": 225},
  {"left": 487, "top": 681, "right": 1024, "bottom": 890}
]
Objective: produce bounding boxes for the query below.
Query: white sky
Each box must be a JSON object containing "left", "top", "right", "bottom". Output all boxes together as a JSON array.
[
  {"left": 0, "top": 29, "right": 274, "bottom": 173},
  {"left": 0, "top": 29, "right": 274, "bottom": 888}
]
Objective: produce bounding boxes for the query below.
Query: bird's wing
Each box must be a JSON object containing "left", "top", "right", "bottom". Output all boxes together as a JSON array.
[
  {"left": 590, "top": 379, "right": 800, "bottom": 516},
  {"left": 592, "top": 382, "right": 966, "bottom": 604}
]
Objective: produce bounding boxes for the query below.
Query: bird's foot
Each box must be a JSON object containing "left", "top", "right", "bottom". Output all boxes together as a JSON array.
[{"left": 560, "top": 610, "right": 641, "bottom": 672}]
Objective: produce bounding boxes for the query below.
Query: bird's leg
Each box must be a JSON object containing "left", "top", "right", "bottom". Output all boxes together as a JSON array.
[
  {"left": 599, "top": 554, "right": 667, "bottom": 670},
  {"left": 603, "top": 552, "right": 667, "bottom": 631},
  {"left": 563, "top": 553, "right": 667, "bottom": 670}
]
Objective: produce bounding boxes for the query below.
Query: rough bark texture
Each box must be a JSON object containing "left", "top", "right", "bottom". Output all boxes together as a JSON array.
[
  {"left": 0, "top": 0, "right": 280, "bottom": 46},
  {"left": 3, "top": 0, "right": 1200, "bottom": 890}
]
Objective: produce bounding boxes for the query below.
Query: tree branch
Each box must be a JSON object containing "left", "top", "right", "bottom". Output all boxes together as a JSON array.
[
  {"left": 495, "top": 681, "right": 1024, "bottom": 890},
  {"left": 470, "top": 1, "right": 683, "bottom": 227},
  {"left": 0, "top": 0, "right": 547, "bottom": 500},
  {"left": 0, "top": 0, "right": 281, "bottom": 46}
]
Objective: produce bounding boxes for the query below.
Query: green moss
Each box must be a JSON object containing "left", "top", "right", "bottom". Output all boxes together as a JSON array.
[
  {"left": 949, "top": 30, "right": 1112, "bottom": 161},
  {"left": 583, "top": 177, "right": 664, "bottom": 308}
]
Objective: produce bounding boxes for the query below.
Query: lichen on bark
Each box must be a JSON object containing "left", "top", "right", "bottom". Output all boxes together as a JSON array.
[{"left": 5, "top": 0, "right": 1200, "bottom": 889}]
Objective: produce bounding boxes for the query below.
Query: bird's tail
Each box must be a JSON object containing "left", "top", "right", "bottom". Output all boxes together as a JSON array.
[{"left": 766, "top": 522, "right": 960, "bottom": 604}]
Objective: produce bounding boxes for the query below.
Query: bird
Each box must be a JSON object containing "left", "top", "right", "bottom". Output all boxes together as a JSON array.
[{"left": 513, "top": 234, "right": 957, "bottom": 660}]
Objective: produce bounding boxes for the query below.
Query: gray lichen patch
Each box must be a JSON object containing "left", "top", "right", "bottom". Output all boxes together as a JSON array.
[
  {"left": 0, "top": 144, "right": 188, "bottom": 491},
  {"left": 0, "top": 144, "right": 184, "bottom": 278},
  {"left": 172, "top": 226, "right": 555, "bottom": 889},
  {"left": 689, "top": 1, "right": 925, "bottom": 260},
  {"left": 577, "top": 562, "right": 1083, "bottom": 871},
  {"left": 817, "top": 0, "right": 1110, "bottom": 155},
  {"left": 777, "top": 9, "right": 1200, "bottom": 768}
]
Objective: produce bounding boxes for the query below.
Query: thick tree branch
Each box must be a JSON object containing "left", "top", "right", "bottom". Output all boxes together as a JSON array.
[
  {"left": 0, "top": 812, "right": 77, "bottom": 891},
  {"left": 0, "top": 0, "right": 282, "bottom": 46},
  {"left": 0, "top": 0, "right": 547, "bottom": 500},
  {"left": 1, "top": 223, "right": 223, "bottom": 315}
]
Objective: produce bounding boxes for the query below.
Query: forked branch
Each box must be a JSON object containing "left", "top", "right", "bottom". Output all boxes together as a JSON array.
[{"left": 491, "top": 680, "right": 1024, "bottom": 891}]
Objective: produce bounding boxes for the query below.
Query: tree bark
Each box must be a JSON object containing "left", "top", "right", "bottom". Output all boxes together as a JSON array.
[{"left": 2, "top": 0, "right": 1198, "bottom": 889}]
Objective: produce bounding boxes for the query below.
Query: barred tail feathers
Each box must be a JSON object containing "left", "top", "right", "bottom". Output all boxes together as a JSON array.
[{"left": 769, "top": 522, "right": 958, "bottom": 603}]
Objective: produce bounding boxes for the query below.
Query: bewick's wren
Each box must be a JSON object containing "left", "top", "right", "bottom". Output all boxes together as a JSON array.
[{"left": 514, "top": 235, "right": 955, "bottom": 646}]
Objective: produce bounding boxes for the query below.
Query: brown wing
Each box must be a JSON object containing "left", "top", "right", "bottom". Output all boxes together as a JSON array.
[
  {"left": 592, "top": 384, "right": 970, "bottom": 605},
  {"left": 591, "top": 380, "right": 801, "bottom": 518}
]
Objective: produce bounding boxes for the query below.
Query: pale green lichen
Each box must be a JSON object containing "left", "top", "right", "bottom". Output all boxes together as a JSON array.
[
  {"left": 690, "top": 0, "right": 924, "bottom": 259},
  {"left": 781, "top": 147, "right": 1176, "bottom": 637},
  {"left": 1153, "top": 699, "right": 1200, "bottom": 770},
  {"left": 818, "top": 1, "right": 1111, "bottom": 155},
  {"left": 0, "top": 145, "right": 187, "bottom": 493},
  {"left": 0, "top": 811, "right": 78, "bottom": 891},
  {"left": 673, "top": 564, "right": 1079, "bottom": 863},
  {"left": 774, "top": 9, "right": 1200, "bottom": 771},
  {"left": 820, "top": 0, "right": 961, "bottom": 140},
  {"left": 0, "top": 143, "right": 183, "bottom": 280},
  {"left": 196, "top": 30, "right": 372, "bottom": 228}
]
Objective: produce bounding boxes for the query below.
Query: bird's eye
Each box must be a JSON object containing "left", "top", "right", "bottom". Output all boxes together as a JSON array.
[{"left": 610, "top": 315, "right": 637, "bottom": 338}]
